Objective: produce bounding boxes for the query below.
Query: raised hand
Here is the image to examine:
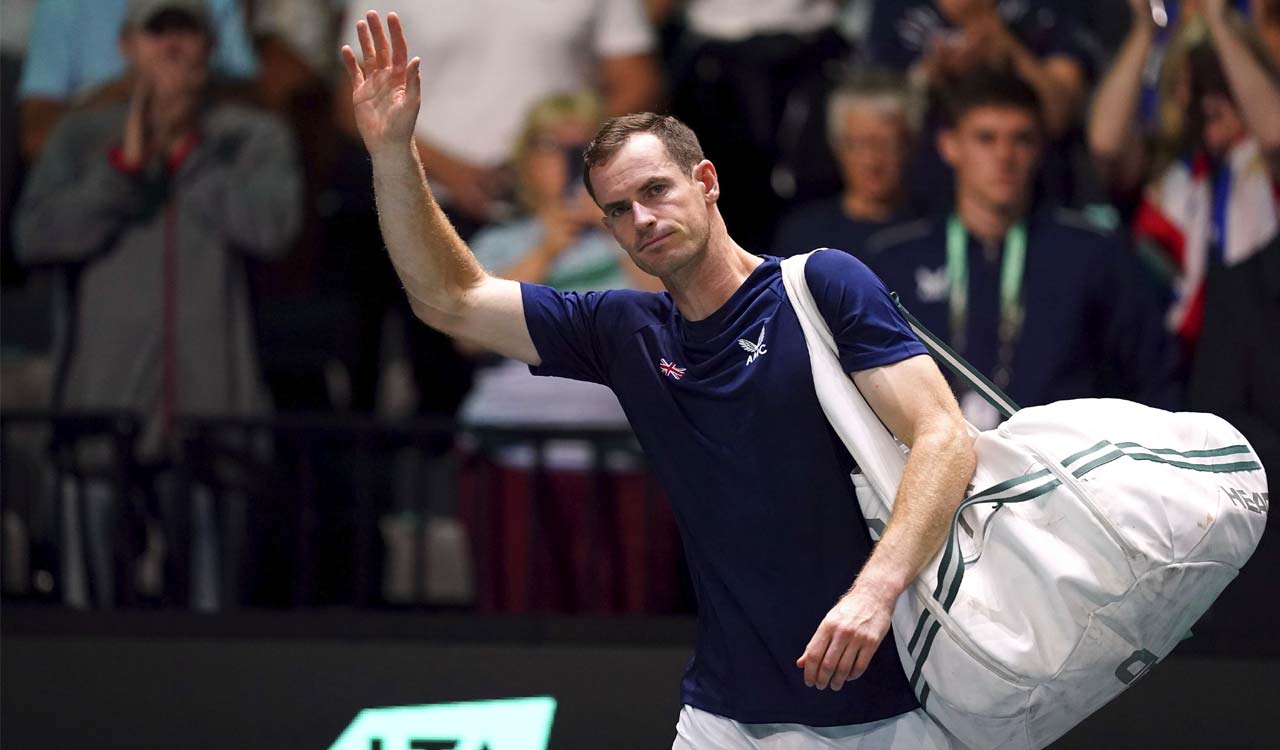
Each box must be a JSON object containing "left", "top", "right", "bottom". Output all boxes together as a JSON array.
[{"left": 340, "top": 11, "right": 422, "bottom": 157}]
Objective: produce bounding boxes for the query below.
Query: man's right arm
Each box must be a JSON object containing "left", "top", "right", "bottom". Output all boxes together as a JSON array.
[{"left": 344, "top": 11, "right": 541, "bottom": 365}]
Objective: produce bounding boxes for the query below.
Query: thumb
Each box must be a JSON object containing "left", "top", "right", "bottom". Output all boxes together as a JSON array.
[{"left": 406, "top": 57, "right": 422, "bottom": 102}]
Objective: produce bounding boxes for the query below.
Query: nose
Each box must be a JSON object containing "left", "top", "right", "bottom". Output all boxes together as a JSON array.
[{"left": 632, "top": 200, "right": 657, "bottom": 230}]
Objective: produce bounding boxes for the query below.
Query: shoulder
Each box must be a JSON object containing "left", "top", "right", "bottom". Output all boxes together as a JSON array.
[
  {"left": 864, "top": 217, "right": 941, "bottom": 258},
  {"left": 205, "top": 100, "right": 292, "bottom": 138},
  {"left": 1041, "top": 208, "right": 1121, "bottom": 255}
]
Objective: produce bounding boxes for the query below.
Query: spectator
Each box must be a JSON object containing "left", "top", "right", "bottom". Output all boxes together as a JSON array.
[
  {"left": 338, "top": 0, "right": 659, "bottom": 233},
  {"left": 865, "top": 0, "right": 1095, "bottom": 213},
  {"left": 335, "top": 1, "right": 660, "bottom": 419},
  {"left": 13, "top": 0, "right": 301, "bottom": 606},
  {"left": 867, "top": 70, "right": 1176, "bottom": 429},
  {"left": 454, "top": 91, "right": 675, "bottom": 613},
  {"left": 665, "top": 0, "right": 851, "bottom": 254},
  {"left": 460, "top": 90, "right": 663, "bottom": 431},
  {"left": 773, "top": 69, "right": 919, "bottom": 259},
  {"left": 18, "top": 0, "right": 258, "bottom": 163},
  {"left": 1088, "top": 0, "right": 1280, "bottom": 350}
]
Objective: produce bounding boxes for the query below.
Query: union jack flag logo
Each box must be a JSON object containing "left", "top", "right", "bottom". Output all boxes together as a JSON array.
[{"left": 658, "top": 358, "right": 686, "bottom": 380}]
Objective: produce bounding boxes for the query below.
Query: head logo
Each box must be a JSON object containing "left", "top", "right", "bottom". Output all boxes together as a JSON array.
[{"left": 330, "top": 696, "right": 556, "bottom": 750}]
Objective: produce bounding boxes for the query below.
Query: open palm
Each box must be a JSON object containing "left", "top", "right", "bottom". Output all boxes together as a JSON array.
[{"left": 341, "top": 11, "right": 421, "bottom": 154}]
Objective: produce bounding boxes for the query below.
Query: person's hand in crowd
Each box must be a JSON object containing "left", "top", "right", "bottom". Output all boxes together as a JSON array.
[
  {"left": 963, "top": 10, "right": 1019, "bottom": 69},
  {"left": 535, "top": 191, "right": 598, "bottom": 262},
  {"left": 120, "top": 76, "right": 152, "bottom": 168},
  {"left": 341, "top": 11, "right": 421, "bottom": 160}
]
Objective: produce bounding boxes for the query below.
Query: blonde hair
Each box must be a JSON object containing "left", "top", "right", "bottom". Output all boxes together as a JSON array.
[{"left": 512, "top": 90, "right": 603, "bottom": 211}]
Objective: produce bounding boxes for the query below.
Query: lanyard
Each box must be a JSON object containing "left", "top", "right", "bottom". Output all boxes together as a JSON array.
[{"left": 945, "top": 214, "right": 1027, "bottom": 388}]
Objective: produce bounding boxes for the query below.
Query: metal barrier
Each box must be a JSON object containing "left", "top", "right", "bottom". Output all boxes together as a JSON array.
[{"left": 0, "top": 411, "right": 682, "bottom": 614}]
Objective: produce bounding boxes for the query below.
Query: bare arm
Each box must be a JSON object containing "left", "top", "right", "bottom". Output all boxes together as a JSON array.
[
  {"left": 1204, "top": 0, "right": 1280, "bottom": 154},
  {"left": 342, "top": 11, "right": 540, "bottom": 364},
  {"left": 798, "top": 354, "right": 975, "bottom": 692},
  {"left": 1087, "top": 1, "right": 1155, "bottom": 193}
]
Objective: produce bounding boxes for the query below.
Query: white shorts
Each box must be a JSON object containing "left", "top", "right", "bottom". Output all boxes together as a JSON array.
[{"left": 671, "top": 704, "right": 956, "bottom": 750}]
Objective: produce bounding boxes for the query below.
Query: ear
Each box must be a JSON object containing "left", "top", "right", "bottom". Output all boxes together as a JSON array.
[
  {"left": 692, "top": 159, "right": 719, "bottom": 203},
  {"left": 937, "top": 127, "right": 960, "bottom": 169}
]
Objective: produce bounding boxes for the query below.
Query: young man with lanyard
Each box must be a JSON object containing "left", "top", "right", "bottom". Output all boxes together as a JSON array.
[
  {"left": 343, "top": 12, "right": 975, "bottom": 749},
  {"left": 867, "top": 69, "right": 1178, "bottom": 430}
]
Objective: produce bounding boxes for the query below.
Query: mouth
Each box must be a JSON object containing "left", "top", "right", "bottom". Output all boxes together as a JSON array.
[{"left": 637, "top": 230, "right": 674, "bottom": 253}]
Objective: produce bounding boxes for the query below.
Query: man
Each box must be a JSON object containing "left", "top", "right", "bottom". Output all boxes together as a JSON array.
[
  {"left": 18, "top": 0, "right": 258, "bottom": 162},
  {"left": 867, "top": 69, "right": 1175, "bottom": 430},
  {"left": 866, "top": 0, "right": 1094, "bottom": 214},
  {"left": 15, "top": 0, "right": 300, "bottom": 605},
  {"left": 343, "top": 12, "right": 973, "bottom": 747},
  {"left": 774, "top": 70, "right": 918, "bottom": 259}
]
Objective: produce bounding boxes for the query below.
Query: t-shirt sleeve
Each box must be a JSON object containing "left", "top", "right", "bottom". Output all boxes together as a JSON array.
[
  {"left": 208, "top": 0, "right": 260, "bottom": 79},
  {"left": 593, "top": 0, "right": 656, "bottom": 57},
  {"left": 521, "top": 282, "right": 616, "bottom": 385},
  {"left": 17, "top": 0, "right": 75, "bottom": 99},
  {"left": 803, "top": 249, "right": 928, "bottom": 374}
]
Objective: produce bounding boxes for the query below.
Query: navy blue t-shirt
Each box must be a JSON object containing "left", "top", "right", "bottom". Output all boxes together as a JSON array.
[{"left": 521, "top": 251, "right": 926, "bottom": 726}]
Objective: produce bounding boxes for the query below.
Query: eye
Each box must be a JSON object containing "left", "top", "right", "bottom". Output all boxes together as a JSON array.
[
  {"left": 647, "top": 183, "right": 667, "bottom": 197},
  {"left": 609, "top": 205, "right": 629, "bottom": 219}
]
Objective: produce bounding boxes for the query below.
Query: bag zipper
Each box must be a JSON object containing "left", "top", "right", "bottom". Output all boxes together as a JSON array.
[{"left": 1006, "top": 433, "right": 1144, "bottom": 566}]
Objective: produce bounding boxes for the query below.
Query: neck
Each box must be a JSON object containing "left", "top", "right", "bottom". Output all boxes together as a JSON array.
[
  {"left": 842, "top": 191, "right": 897, "bottom": 222},
  {"left": 956, "top": 190, "right": 1025, "bottom": 244},
  {"left": 663, "top": 213, "right": 761, "bottom": 321}
]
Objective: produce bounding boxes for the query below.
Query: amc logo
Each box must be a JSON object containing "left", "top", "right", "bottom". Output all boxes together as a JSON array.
[{"left": 331, "top": 697, "right": 556, "bottom": 750}]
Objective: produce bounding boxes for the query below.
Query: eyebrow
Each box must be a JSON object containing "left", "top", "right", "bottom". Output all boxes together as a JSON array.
[{"left": 603, "top": 177, "right": 668, "bottom": 215}]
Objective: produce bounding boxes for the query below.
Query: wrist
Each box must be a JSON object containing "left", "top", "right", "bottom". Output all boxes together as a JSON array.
[
  {"left": 369, "top": 139, "right": 420, "bottom": 167},
  {"left": 852, "top": 566, "right": 909, "bottom": 603}
]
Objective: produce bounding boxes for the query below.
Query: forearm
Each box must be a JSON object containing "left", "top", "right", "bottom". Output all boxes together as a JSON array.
[
  {"left": 1206, "top": 12, "right": 1280, "bottom": 151},
  {"left": 1008, "top": 48, "right": 1081, "bottom": 138},
  {"left": 499, "top": 244, "right": 560, "bottom": 284},
  {"left": 370, "top": 141, "right": 486, "bottom": 318},
  {"left": 1088, "top": 24, "right": 1153, "bottom": 161},
  {"left": 854, "top": 422, "right": 975, "bottom": 598},
  {"left": 15, "top": 154, "right": 158, "bottom": 265}
]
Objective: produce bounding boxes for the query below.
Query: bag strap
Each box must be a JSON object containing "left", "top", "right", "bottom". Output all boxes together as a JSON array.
[{"left": 892, "top": 294, "right": 1021, "bottom": 420}]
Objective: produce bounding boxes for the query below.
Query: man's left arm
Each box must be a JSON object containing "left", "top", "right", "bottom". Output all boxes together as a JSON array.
[{"left": 798, "top": 354, "right": 975, "bottom": 692}]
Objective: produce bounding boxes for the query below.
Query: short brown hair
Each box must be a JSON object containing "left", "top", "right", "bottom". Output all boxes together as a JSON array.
[{"left": 582, "top": 113, "right": 705, "bottom": 201}]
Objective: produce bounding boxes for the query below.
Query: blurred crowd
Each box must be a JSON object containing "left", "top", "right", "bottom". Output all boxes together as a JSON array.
[{"left": 1, "top": 0, "right": 1277, "bottom": 611}]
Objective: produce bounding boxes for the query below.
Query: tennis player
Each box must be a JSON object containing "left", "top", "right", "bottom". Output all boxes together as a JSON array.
[{"left": 342, "top": 11, "right": 975, "bottom": 748}]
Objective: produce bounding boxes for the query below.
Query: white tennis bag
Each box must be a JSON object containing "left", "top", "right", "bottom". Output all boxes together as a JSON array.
[{"left": 781, "top": 252, "right": 1268, "bottom": 749}]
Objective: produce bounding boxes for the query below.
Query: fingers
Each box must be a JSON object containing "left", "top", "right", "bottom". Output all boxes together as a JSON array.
[
  {"left": 830, "top": 644, "right": 859, "bottom": 692},
  {"left": 800, "top": 628, "right": 830, "bottom": 688},
  {"left": 367, "top": 10, "right": 392, "bottom": 70},
  {"left": 815, "top": 637, "right": 847, "bottom": 690},
  {"left": 388, "top": 12, "right": 409, "bottom": 70},
  {"left": 340, "top": 46, "right": 364, "bottom": 87},
  {"left": 406, "top": 56, "right": 421, "bottom": 101},
  {"left": 850, "top": 637, "right": 878, "bottom": 681},
  {"left": 356, "top": 19, "right": 376, "bottom": 72}
]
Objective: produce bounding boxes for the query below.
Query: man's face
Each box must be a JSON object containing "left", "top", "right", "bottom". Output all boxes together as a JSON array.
[
  {"left": 834, "top": 106, "right": 908, "bottom": 207},
  {"left": 120, "top": 11, "right": 211, "bottom": 96},
  {"left": 939, "top": 105, "right": 1041, "bottom": 214},
  {"left": 1199, "top": 92, "right": 1248, "bottom": 158},
  {"left": 591, "top": 133, "right": 713, "bottom": 278}
]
